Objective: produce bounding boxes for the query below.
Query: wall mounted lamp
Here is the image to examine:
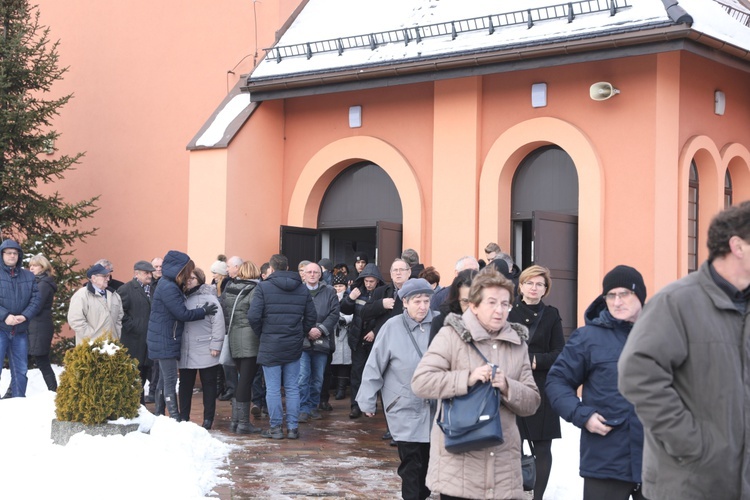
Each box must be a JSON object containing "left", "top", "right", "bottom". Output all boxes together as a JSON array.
[
  {"left": 531, "top": 83, "right": 547, "bottom": 108},
  {"left": 715, "top": 90, "right": 725, "bottom": 116},
  {"left": 349, "top": 105, "right": 362, "bottom": 128}
]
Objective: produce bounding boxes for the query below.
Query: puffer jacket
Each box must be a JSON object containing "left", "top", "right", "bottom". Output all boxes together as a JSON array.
[
  {"left": 302, "top": 283, "right": 339, "bottom": 354},
  {"left": 221, "top": 278, "right": 259, "bottom": 358},
  {"left": 619, "top": 262, "right": 750, "bottom": 499},
  {"left": 146, "top": 250, "right": 206, "bottom": 360},
  {"left": 117, "top": 278, "right": 151, "bottom": 365},
  {"left": 28, "top": 272, "right": 57, "bottom": 356},
  {"left": 546, "top": 296, "right": 643, "bottom": 483},
  {"left": 248, "top": 270, "right": 317, "bottom": 367},
  {"left": 68, "top": 282, "right": 124, "bottom": 344},
  {"left": 0, "top": 239, "right": 41, "bottom": 335},
  {"left": 411, "top": 311, "right": 540, "bottom": 499},
  {"left": 179, "top": 284, "right": 224, "bottom": 369}
]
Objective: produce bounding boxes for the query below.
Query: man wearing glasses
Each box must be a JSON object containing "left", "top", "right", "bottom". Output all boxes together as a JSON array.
[{"left": 546, "top": 265, "right": 648, "bottom": 500}]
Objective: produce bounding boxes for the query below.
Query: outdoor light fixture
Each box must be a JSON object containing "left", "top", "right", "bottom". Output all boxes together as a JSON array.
[
  {"left": 531, "top": 83, "right": 547, "bottom": 108},
  {"left": 715, "top": 90, "right": 726, "bottom": 116},
  {"left": 349, "top": 105, "right": 362, "bottom": 128}
]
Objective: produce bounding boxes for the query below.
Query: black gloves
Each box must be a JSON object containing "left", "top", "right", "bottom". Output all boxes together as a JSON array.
[{"left": 202, "top": 302, "right": 218, "bottom": 316}]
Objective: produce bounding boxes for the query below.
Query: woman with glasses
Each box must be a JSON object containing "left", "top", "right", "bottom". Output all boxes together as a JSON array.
[
  {"left": 546, "top": 265, "right": 648, "bottom": 500},
  {"left": 178, "top": 268, "right": 225, "bottom": 428},
  {"left": 412, "top": 267, "right": 540, "bottom": 499},
  {"left": 508, "top": 265, "right": 564, "bottom": 500}
]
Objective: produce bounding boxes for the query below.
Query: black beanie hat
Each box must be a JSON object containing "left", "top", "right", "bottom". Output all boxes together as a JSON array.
[{"left": 602, "top": 265, "right": 647, "bottom": 305}]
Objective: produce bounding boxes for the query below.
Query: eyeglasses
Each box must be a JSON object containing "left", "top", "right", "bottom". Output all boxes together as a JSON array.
[
  {"left": 459, "top": 298, "right": 470, "bottom": 304},
  {"left": 188, "top": 276, "right": 198, "bottom": 281},
  {"left": 391, "top": 268, "right": 410, "bottom": 273},
  {"left": 522, "top": 281, "right": 546, "bottom": 289},
  {"left": 604, "top": 290, "right": 635, "bottom": 302},
  {"left": 305, "top": 270, "right": 321, "bottom": 275}
]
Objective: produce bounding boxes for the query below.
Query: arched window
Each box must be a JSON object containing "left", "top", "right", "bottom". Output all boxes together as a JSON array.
[
  {"left": 688, "top": 161, "right": 699, "bottom": 273},
  {"left": 725, "top": 171, "right": 733, "bottom": 208}
]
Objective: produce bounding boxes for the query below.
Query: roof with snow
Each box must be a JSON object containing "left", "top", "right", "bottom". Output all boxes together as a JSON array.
[{"left": 246, "top": 0, "right": 750, "bottom": 97}]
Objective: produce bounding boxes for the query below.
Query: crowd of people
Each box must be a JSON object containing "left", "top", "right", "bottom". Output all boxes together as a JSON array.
[{"left": 1, "top": 200, "right": 749, "bottom": 499}]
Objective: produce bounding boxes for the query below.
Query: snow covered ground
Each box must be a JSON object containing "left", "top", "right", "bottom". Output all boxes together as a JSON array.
[{"left": 0, "top": 367, "right": 583, "bottom": 499}]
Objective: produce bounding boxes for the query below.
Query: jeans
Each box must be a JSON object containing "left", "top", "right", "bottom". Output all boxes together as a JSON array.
[
  {"left": 156, "top": 358, "right": 179, "bottom": 419},
  {"left": 298, "top": 350, "right": 327, "bottom": 414},
  {"left": 263, "top": 359, "right": 301, "bottom": 429},
  {"left": 0, "top": 331, "right": 29, "bottom": 397}
]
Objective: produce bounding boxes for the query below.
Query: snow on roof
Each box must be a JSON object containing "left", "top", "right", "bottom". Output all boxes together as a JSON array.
[{"left": 249, "top": 0, "right": 750, "bottom": 82}]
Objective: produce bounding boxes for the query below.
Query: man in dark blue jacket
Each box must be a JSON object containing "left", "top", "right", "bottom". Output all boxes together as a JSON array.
[
  {"left": 0, "top": 239, "right": 41, "bottom": 398},
  {"left": 546, "top": 265, "right": 647, "bottom": 500},
  {"left": 248, "top": 254, "right": 316, "bottom": 440}
]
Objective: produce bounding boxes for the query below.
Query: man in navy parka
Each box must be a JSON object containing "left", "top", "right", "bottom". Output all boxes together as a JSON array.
[{"left": 0, "top": 239, "right": 41, "bottom": 397}]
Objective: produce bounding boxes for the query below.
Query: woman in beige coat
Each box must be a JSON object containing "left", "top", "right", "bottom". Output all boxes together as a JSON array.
[{"left": 412, "top": 268, "right": 540, "bottom": 500}]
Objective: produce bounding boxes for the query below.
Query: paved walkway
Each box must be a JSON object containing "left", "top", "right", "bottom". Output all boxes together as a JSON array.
[{"left": 181, "top": 390, "right": 405, "bottom": 499}]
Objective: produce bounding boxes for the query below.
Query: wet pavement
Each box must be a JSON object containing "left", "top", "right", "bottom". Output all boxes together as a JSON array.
[{"left": 179, "top": 390, "right": 405, "bottom": 499}]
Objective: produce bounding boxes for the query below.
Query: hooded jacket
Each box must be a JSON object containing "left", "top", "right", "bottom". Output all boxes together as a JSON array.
[
  {"left": 340, "top": 263, "right": 384, "bottom": 350},
  {"left": 146, "top": 250, "right": 206, "bottom": 360},
  {"left": 0, "top": 240, "right": 41, "bottom": 335},
  {"left": 247, "top": 270, "right": 317, "bottom": 367},
  {"left": 411, "top": 311, "right": 540, "bottom": 499},
  {"left": 221, "top": 278, "right": 259, "bottom": 359},
  {"left": 546, "top": 296, "right": 644, "bottom": 483},
  {"left": 28, "top": 272, "right": 57, "bottom": 356}
]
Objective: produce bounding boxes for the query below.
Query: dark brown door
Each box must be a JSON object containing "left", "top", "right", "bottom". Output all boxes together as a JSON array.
[
  {"left": 279, "top": 225, "right": 320, "bottom": 272},
  {"left": 375, "top": 221, "right": 402, "bottom": 283},
  {"left": 532, "top": 211, "right": 578, "bottom": 339}
]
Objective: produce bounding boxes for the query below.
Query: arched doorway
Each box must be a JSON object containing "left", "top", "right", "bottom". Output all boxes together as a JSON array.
[
  {"left": 281, "top": 162, "right": 404, "bottom": 279},
  {"left": 511, "top": 145, "right": 579, "bottom": 338}
]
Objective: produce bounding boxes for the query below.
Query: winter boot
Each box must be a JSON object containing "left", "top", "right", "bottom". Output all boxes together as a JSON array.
[
  {"left": 235, "top": 401, "right": 262, "bottom": 434},
  {"left": 229, "top": 398, "right": 239, "bottom": 432},
  {"left": 165, "top": 394, "right": 181, "bottom": 421},
  {"left": 42, "top": 371, "right": 58, "bottom": 392},
  {"left": 154, "top": 388, "right": 166, "bottom": 416},
  {"left": 334, "top": 377, "right": 348, "bottom": 400}
]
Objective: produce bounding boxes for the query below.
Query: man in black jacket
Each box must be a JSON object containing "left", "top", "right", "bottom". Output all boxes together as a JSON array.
[
  {"left": 117, "top": 260, "right": 155, "bottom": 403},
  {"left": 248, "top": 254, "right": 316, "bottom": 440}
]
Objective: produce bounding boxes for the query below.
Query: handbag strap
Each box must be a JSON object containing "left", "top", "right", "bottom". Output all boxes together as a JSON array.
[
  {"left": 520, "top": 417, "right": 536, "bottom": 456},
  {"left": 402, "top": 315, "right": 423, "bottom": 357},
  {"left": 228, "top": 284, "right": 254, "bottom": 332}
]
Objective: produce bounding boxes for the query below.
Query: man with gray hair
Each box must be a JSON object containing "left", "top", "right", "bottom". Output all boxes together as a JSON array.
[
  {"left": 430, "top": 256, "right": 479, "bottom": 311},
  {"left": 227, "top": 256, "right": 243, "bottom": 280},
  {"left": 96, "top": 258, "right": 125, "bottom": 290}
]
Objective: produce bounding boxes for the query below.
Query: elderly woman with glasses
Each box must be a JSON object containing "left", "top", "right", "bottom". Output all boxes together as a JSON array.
[
  {"left": 507, "top": 265, "right": 565, "bottom": 500},
  {"left": 412, "top": 267, "right": 540, "bottom": 499},
  {"left": 357, "top": 278, "right": 436, "bottom": 500}
]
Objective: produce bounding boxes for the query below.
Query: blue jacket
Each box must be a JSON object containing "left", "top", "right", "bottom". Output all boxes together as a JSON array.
[
  {"left": 545, "top": 296, "right": 644, "bottom": 483},
  {"left": 0, "top": 240, "right": 41, "bottom": 335},
  {"left": 248, "top": 270, "right": 316, "bottom": 367},
  {"left": 146, "top": 250, "right": 206, "bottom": 360}
]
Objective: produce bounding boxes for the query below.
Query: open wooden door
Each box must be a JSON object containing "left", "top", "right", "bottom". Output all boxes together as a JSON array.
[
  {"left": 532, "top": 211, "right": 578, "bottom": 339},
  {"left": 280, "top": 225, "right": 320, "bottom": 272},
  {"left": 375, "top": 221, "right": 402, "bottom": 283}
]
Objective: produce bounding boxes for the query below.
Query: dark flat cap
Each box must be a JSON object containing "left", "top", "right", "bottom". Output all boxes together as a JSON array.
[{"left": 134, "top": 260, "right": 155, "bottom": 272}]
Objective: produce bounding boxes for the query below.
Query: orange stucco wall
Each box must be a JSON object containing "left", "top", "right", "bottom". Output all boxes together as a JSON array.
[{"left": 35, "top": 0, "right": 299, "bottom": 274}]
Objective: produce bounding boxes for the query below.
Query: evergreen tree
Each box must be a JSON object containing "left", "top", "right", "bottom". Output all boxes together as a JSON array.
[{"left": 0, "top": 0, "right": 98, "bottom": 336}]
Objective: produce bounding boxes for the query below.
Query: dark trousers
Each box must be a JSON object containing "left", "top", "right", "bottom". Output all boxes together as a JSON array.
[
  {"left": 583, "top": 477, "right": 648, "bottom": 500},
  {"left": 234, "top": 356, "right": 259, "bottom": 403},
  {"left": 223, "top": 363, "right": 238, "bottom": 393},
  {"left": 178, "top": 365, "right": 219, "bottom": 422},
  {"left": 349, "top": 344, "right": 371, "bottom": 407},
  {"left": 148, "top": 361, "right": 160, "bottom": 397},
  {"left": 251, "top": 368, "right": 265, "bottom": 408},
  {"left": 396, "top": 441, "right": 431, "bottom": 500},
  {"left": 320, "top": 353, "right": 333, "bottom": 403},
  {"left": 34, "top": 354, "right": 57, "bottom": 391},
  {"left": 532, "top": 439, "right": 553, "bottom": 500}
]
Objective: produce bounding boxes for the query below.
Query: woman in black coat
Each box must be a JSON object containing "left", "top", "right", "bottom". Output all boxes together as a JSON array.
[
  {"left": 508, "top": 264, "right": 565, "bottom": 500},
  {"left": 428, "top": 269, "right": 478, "bottom": 344},
  {"left": 28, "top": 254, "right": 58, "bottom": 391}
]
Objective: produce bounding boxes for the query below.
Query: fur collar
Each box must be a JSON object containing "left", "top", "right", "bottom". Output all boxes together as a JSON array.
[{"left": 444, "top": 312, "right": 529, "bottom": 343}]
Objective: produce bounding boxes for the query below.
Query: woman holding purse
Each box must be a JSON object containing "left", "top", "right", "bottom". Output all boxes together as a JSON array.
[{"left": 411, "top": 267, "right": 540, "bottom": 499}]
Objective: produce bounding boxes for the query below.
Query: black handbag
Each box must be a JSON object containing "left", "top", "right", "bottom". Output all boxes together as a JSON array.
[
  {"left": 520, "top": 419, "right": 537, "bottom": 491},
  {"left": 436, "top": 342, "right": 504, "bottom": 454}
]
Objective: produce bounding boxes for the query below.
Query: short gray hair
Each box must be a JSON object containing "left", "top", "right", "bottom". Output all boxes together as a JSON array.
[
  {"left": 454, "top": 256, "right": 479, "bottom": 272},
  {"left": 95, "top": 258, "right": 113, "bottom": 271},
  {"left": 401, "top": 248, "right": 419, "bottom": 266},
  {"left": 228, "top": 256, "right": 243, "bottom": 267},
  {"left": 497, "top": 252, "right": 515, "bottom": 271}
]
